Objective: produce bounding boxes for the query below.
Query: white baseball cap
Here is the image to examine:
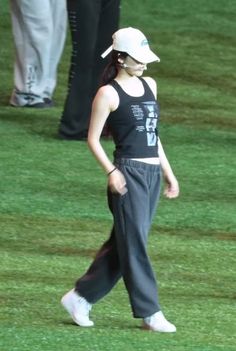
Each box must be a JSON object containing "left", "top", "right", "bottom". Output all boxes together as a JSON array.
[{"left": 101, "top": 27, "right": 160, "bottom": 64}]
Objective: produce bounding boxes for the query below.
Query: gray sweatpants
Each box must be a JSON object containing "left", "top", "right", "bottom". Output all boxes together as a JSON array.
[
  {"left": 9, "top": 0, "right": 67, "bottom": 106},
  {"left": 76, "top": 159, "right": 162, "bottom": 318}
]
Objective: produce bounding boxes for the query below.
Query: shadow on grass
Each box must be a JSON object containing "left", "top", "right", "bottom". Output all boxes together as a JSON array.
[
  {"left": 153, "top": 225, "right": 236, "bottom": 241},
  {"left": 59, "top": 319, "right": 141, "bottom": 332},
  {"left": 0, "top": 238, "right": 98, "bottom": 258}
]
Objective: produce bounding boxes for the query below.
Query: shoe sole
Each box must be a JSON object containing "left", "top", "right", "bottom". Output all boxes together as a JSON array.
[
  {"left": 142, "top": 322, "right": 176, "bottom": 333},
  {"left": 61, "top": 293, "right": 94, "bottom": 327}
]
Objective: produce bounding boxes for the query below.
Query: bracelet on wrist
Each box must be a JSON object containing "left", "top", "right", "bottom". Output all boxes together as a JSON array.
[{"left": 107, "top": 167, "right": 117, "bottom": 176}]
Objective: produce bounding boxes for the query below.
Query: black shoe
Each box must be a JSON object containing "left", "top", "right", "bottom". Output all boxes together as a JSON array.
[
  {"left": 58, "top": 131, "right": 88, "bottom": 141},
  {"left": 43, "top": 98, "right": 54, "bottom": 107},
  {"left": 24, "top": 100, "right": 53, "bottom": 108}
]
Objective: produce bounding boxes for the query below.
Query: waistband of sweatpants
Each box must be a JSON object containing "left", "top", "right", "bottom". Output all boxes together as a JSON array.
[{"left": 114, "top": 158, "right": 161, "bottom": 172}]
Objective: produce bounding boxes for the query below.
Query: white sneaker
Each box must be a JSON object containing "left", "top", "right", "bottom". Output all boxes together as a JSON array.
[
  {"left": 61, "top": 289, "right": 94, "bottom": 327},
  {"left": 143, "top": 311, "right": 176, "bottom": 332}
]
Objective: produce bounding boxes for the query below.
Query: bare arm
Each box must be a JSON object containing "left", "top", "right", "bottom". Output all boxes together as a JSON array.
[
  {"left": 87, "top": 86, "right": 127, "bottom": 195},
  {"left": 144, "top": 76, "right": 179, "bottom": 198},
  {"left": 158, "top": 138, "right": 180, "bottom": 198},
  {"left": 88, "top": 86, "right": 115, "bottom": 173}
]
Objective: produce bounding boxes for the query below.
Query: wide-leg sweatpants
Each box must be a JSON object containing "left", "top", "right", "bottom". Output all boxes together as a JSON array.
[{"left": 76, "top": 159, "right": 162, "bottom": 318}]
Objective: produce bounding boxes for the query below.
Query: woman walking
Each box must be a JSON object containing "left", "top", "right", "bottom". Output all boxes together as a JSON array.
[{"left": 61, "top": 27, "right": 179, "bottom": 332}]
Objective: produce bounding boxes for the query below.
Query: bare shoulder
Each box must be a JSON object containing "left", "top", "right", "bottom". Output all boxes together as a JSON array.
[
  {"left": 95, "top": 84, "right": 119, "bottom": 111},
  {"left": 142, "top": 76, "right": 158, "bottom": 97}
]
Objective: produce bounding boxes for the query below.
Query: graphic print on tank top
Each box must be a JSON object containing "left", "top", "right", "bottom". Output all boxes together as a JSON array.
[{"left": 131, "top": 101, "right": 159, "bottom": 147}]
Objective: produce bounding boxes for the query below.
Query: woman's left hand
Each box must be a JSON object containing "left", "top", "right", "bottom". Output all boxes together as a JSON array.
[{"left": 164, "top": 177, "right": 180, "bottom": 199}]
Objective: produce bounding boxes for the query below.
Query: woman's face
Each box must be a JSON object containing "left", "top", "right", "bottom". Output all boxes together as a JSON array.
[{"left": 123, "top": 56, "right": 147, "bottom": 76}]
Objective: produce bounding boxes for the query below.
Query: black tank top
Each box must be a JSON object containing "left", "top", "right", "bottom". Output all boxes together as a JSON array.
[{"left": 107, "top": 77, "right": 160, "bottom": 159}]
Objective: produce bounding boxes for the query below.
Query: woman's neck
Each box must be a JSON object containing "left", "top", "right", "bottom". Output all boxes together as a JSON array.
[
  {"left": 115, "top": 74, "right": 145, "bottom": 97},
  {"left": 116, "top": 69, "right": 140, "bottom": 82}
]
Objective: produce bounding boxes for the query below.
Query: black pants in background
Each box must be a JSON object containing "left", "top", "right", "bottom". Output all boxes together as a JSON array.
[
  {"left": 76, "top": 159, "right": 162, "bottom": 318},
  {"left": 58, "top": 0, "right": 120, "bottom": 140}
]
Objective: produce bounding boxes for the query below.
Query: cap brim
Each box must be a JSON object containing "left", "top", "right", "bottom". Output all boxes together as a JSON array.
[
  {"left": 101, "top": 46, "right": 160, "bottom": 63},
  {"left": 101, "top": 46, "right": 113, "bottom": 59},
  {"left": 131, "top": 49, "right": 160, "bottom": 64}
]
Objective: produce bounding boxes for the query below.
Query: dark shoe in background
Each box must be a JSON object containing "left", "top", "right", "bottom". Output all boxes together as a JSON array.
[
  {"left": 58, "top": 131, "right": 88, "bottom": 141},
  {"left": 10, "top": 100, "right": 54, "bottom": 108}
]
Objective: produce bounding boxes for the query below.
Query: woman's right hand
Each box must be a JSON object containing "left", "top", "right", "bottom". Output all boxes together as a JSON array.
[{"left": 108, "top": 169, "right": 127, "bottom": 195}]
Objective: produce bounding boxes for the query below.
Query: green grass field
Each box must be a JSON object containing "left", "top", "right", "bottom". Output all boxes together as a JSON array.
[{"left": 0, "top": 1, "right": 235, "bottom": 350}]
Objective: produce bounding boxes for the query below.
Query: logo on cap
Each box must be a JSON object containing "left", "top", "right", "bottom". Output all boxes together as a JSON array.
[{"left": 141, "top": 39, "right": 149, "bottom": 47}]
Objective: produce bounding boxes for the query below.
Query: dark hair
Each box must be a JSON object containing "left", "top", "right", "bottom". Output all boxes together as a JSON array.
[{"left": 101, "top": 50, "right": 128, "bottom": 85}]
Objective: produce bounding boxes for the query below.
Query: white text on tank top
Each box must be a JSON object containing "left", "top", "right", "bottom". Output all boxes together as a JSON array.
[{"left": 131, "top": 101, "right": 158, "bottom": 146}]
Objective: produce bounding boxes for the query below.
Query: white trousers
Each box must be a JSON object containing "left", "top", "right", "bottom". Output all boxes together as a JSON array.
[{"left": 10, "top": 0, "right": 67, "bottom": 106}]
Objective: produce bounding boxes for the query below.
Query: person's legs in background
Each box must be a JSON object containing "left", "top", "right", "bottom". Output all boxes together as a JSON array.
[
  {"left": 92, "top": 0, "right": 121, "bottom": 137},
  {"left": 43, "top": 0, "right": 67, "bottom": 103},
  {"left": 58, "top": 0, "right": 120, "bottom": 140},
  {"left": 59, "top": 0, "right": 103, "bottom": 139},
  {"left": 91, "top": 0, "right": 120, "bottom": 96},
  {"left": 9, "top": 0, "right": 66, "bottom": 108}
]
